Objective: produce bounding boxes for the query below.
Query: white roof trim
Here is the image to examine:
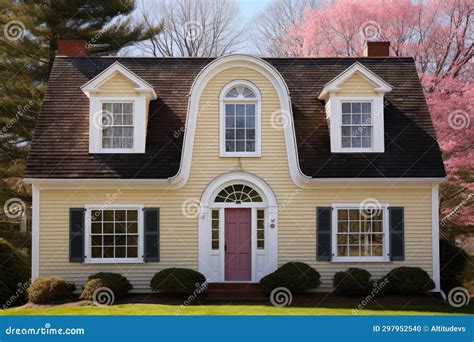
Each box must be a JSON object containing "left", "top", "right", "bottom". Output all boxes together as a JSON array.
[
  {"left": 24, "top": 177, "right": 446, "bottom": 190},
  {"left": 81, "top": 61, "right": 157, "bottom": 99},
  {"left": 318, "top": 62, "right": 393, "bottom": 100}
]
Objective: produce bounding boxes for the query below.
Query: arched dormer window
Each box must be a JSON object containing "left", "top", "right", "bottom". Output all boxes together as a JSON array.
[{"left": 219, "top": 80, "right": 261, "bottom": 157}]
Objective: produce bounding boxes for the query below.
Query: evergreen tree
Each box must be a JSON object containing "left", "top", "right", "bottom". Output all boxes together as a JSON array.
[{"left": 0, "top": 0, "right": 161, "bottom": 234}]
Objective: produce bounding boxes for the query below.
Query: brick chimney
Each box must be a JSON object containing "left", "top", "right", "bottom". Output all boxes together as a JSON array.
[
  {"left": 363, "top": 41, "right": 390, "bottom": 57},
  {"left": 56, "top": 39, "right": 88, "bottom": 56}
]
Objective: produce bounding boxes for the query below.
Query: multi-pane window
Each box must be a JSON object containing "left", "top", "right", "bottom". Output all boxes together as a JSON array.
[
  {"left": 336, "top": 208, "right": 384, "bottom": 257},
  {"left": 341, "top": 102, "right": 372, "bottom": 148},
  {"left": 90, "top": 209, "right": 139, "bottom": 259},
  {"left": 214, "top": 184, "right": 262, "bottom": 203},
  {"left": 224, "top": 85, "right": 257, "bottom": 153},
  {"left": 102, "top": 102, "right": 133, "bottom": 149},
  {"left": 211, "top": 209, "right": 219, "bottom": 250},
  {"left": 257, "top": 209, "right": 265, "bottom": 249}
]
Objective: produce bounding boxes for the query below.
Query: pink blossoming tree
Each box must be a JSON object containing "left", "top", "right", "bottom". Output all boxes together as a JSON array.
[{"left": 282, "top": 0, "right": 473, "bottom": 229}]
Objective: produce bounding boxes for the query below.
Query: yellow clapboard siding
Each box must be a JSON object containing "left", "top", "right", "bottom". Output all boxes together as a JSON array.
[
  {"left": 97, "top": 73, "right": 139, "bottom": 96},
  {"left": 338, "top": 72, "right": 377, "bottom": 96},
  {"left": 38, "top": 66, "right": 434, "bottom": 292}
]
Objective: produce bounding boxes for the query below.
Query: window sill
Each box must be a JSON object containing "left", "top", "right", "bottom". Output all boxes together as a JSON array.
[
  {"left": 219, "top": 153, "right": 261, "bottom": 158},
  {"left": 84, "top": 258, "right": 144, "bottom": 264},
  {"left": 331, "top": 257, "right": 390, "bottom": 263},
  {"left": 93, "top": 149, "right": 144, "bottom": 154},
  {"left": 333, "top": 148, "right": 382, "bottom": 153}
]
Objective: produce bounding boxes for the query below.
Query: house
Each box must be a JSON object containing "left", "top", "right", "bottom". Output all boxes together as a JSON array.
[{"left": 24, "top": 40, "right": 446, "bottom": 293}]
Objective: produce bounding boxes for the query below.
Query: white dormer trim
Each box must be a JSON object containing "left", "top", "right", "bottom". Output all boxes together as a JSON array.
[
  {"left": 318, "top": 62, "right": 393, "bottom": 100},
  {"left": 81, "top": 62, "right": 157, "bottom": 100},
  {"left": 319, "top": 62, "right": 392, "bottom": 154},
  {"left": 81, "top": 62, "right": 156, "bottom": 154}
]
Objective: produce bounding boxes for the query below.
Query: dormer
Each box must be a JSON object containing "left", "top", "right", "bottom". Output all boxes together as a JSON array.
[
  {"left": 318, "top": 62, "right": 392, "bottom": 153},
  {"left": 81, "top": 62, "right": 157, "bottom": 154}
]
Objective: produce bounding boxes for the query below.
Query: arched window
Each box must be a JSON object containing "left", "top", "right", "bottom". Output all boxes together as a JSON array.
[
  {"left": 225, "top": 85, "right": 256, "bottom": 99},
  {"left": 220, "top": 81, "right": 261, "bottom": 157},
  {"left": 214, "top": 184, "right": 263, "bottom": 203}
]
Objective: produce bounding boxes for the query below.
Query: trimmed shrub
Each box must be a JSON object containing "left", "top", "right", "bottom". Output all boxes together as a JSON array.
[
  {"left": 383, "top": 267, "right": 434, "bottom": 295},
  {"left": 81, "top": 272, "right": 132, "bottom": 300},
  {"left": 333, "top": 268, "right": 373, "bottom": 296},
  {"left": 260, "top": 262, "right": 321, "bottom": 294},
  {"left": 0, "top": 238, "right": 30, "bottom": 307},
  {"left": 27, "top": 277, "right": 76, "bottom": 304},
  {"left": 440, "top": 239, "right": 469, "bottom": 292},
  {"left": 150, "top": 268, "right": 206, "bottom": 295}
]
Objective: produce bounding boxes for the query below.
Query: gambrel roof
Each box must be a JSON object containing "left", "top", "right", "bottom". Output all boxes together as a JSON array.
[{"left": 25, "top": 56, "right": 445, "bottom": 179}]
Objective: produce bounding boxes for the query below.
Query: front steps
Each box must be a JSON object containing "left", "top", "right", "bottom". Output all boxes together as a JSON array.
[{"left": 206, "top": 283, "right": 267, "bottom": 302}]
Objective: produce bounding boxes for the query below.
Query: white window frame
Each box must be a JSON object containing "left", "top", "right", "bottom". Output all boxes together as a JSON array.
[
  {"left": 326, "top": 96, "right": 385, "bottom": 153},
  {"left": 331, "top": 202, "right": 390, "bottom": 262},
  {"left": 219, "top": 80, "right": 262, "bottom": 157},
  {"left": 89, "top": 96, "right": 147, "bottom": 154},
  {"left": 100, "top": 100, "right": 135, "bottom": 152},
  {"left": 84, "top": 204, "right": 144, "bottom": 264},
  {"left": 340, "top": 100, "right": 374, "bottom": 149}
]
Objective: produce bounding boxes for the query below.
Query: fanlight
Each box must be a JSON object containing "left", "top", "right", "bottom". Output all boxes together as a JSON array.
[
  {"left": 225, "top": 85, "right": 256, "bottom": 99},
  {"left": 214, "top": 184, "right": 263, "bottom": 203}
]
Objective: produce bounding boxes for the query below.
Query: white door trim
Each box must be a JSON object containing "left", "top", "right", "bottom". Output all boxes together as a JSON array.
[{"left": 198, "top": 171, "right": 278, "bottom": 283}]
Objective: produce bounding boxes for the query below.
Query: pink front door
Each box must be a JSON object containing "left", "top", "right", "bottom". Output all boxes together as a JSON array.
[{"left": 225, "top": 208, "right": 252, "bottom": 281}]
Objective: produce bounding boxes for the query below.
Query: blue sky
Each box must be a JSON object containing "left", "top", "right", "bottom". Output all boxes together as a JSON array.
[{"left": 238, "top": 0, "right": 273, "bottom": 17}]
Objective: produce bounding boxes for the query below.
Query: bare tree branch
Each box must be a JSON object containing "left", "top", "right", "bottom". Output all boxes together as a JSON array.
[
  {"left": 137, "top": 0, "right": 243, "bottom": 57},
  {"left": 251, "top": 0, "right": 323, "bottom": 56}
]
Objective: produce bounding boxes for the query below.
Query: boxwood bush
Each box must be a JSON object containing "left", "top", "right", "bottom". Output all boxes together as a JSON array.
[
  {"left": 383, "top": 267, "right": 434, "bottom": 295},
  {"left": 260, "top": 262, "right": 321, "bottom": 294},
  {"left": 27, "top": 277, "right": 76, "bottom": 304},
  {"left": 150, "top": 268, "right": 206, "bottom": 295},
  {"left": 80, "top": 272, "right": 132, "bottom": 300},
  {"left": 333, "top": 268, "right": 373, "bottom": 296},
  {"left": 0, "top": 238, "right": 30, "bottom": 306},
  {"left": 440, "top": 239, "right": 469, "bottom": 292}
]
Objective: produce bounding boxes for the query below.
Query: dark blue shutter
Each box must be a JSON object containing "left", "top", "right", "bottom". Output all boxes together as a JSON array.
[
  {"left": 69, "top": 208, "right": 85, "bottom": 262},
  {"left": 389, "top": 207, "right": 404, "bottom": 261},
  {"left": 144, "top": 208, "right": 160, "bottom": 262},
  {"left": 317, "top": 207, "right": 332, "bottom": 261}
]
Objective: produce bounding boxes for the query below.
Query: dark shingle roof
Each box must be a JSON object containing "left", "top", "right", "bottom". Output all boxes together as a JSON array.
[{"left": 24, "top": 56, "right": 445, "bottom": 179}]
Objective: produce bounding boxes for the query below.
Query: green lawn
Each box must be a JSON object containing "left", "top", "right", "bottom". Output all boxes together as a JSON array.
[{"left": 2, "top": 303, "right": 473, "bottom": 316}]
